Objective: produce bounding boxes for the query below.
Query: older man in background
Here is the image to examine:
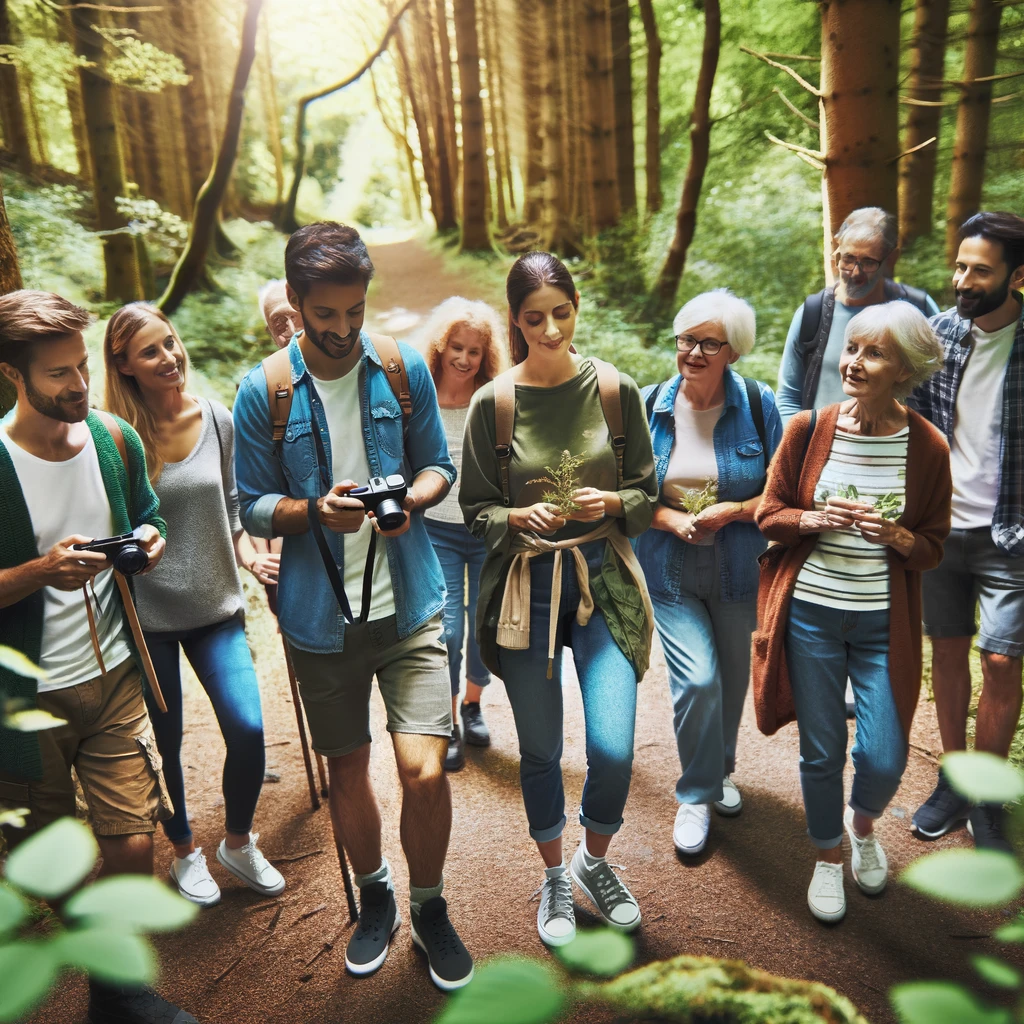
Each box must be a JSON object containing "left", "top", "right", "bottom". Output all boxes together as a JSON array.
[{"left": 259, "top": 278, "right": 301, "bottom": 349}]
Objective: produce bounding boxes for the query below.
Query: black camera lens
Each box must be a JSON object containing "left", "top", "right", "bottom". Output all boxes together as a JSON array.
[
  {"left": 112, "top": 543, "right": 148, "bottom": 576},
  {"left": 374, "top": 499, "right": 406, "bottom": 532}
]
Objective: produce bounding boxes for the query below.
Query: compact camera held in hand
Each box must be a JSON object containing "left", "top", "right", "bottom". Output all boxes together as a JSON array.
[
  {"left": 349, "top": 475, "right": 408, "bottom": 532},
  {"left": 72, "top": 528, "right": 149, "bottom": 576}
]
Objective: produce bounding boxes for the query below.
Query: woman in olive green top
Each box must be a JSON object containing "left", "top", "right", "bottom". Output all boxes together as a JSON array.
[{"left": 460, "top": 252, "right": 658, "bottom": 948}]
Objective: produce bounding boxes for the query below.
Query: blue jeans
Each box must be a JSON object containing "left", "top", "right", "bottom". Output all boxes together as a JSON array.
[
  {"left": 497, "top": 542, "right": 637, "bottom": 843},
  {"left": 144, "top": 614, "right": 266, "bottom": 844},
  {"left": 785, "top": 598, "right": 907, "bottom": 849},
  {"left": 651, "top": 544, "right": 756, "bottom": 806},
  {"left": 425, "top": 518, "right": 491, "bottom": 696}
]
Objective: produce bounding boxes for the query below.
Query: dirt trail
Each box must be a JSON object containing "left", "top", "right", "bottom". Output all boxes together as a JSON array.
[{"left": 29, "top": 238, "right": 1002, "bottom": 1024}]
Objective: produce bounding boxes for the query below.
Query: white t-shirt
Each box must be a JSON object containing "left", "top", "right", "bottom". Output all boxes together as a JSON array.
[
  {"left": 311, "top": 367, "right": 396, "bottom": 621},
  {"left": 0, "top": 426, "right": 131, "bottom": 692},
  {"left": 950, "top": 320, "right": 1017, "bottom": 530},
  {"left": 662, "top": 396, "right": 722, "bottom": 546}
]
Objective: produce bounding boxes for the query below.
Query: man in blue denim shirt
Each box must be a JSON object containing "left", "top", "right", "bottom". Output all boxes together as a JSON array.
[{"left": 233, "top": 224, "right": 472, "bottom": 990}]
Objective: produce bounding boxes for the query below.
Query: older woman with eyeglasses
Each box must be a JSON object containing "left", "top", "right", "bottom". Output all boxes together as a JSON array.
[{"left": 634, "top": 289, "right": 782, "bottom": 858}]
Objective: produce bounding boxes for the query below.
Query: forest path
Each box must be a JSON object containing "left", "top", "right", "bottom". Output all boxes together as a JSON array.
[{"left": 31, "top": 237, "right": 997, "bottom": 1024}]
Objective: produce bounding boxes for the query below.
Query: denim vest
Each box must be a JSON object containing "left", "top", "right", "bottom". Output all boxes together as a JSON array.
[
  {"left": 633, "top": 369, "right": 783, "bottom": 603},
  {"left": 233, "top": 334, "right": 456, "bottom": 653}
]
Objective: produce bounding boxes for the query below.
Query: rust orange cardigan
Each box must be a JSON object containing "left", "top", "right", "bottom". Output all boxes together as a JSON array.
[{"left": 752, "top": 404, "right": 951, "bottom": 739}]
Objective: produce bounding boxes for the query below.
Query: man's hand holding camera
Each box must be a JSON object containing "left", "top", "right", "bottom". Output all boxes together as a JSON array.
[
  {"left": 318, "top": 476, "right": 411, "bottom": 538},
  {"left": 317, "top": 480, "right": 369, "bottom": 534}
]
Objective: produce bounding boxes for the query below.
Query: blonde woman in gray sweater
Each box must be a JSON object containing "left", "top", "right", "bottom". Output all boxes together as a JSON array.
[
  {"left": 417, "top": 297, "right": 507, "bottom": 771},
  {"left": 104, "top": 303, "right": 284, "bottom": 908}
]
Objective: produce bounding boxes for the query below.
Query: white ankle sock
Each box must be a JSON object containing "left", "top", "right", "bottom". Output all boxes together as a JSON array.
[
  {"left": 354, "top": 857, "right": 391, "bottom": 890},
  {"left": 580, "top": 835, "right": 606, "bottom": 867},
  {"left": 544, "top": 861, "right": 567, "bottom": 880}
]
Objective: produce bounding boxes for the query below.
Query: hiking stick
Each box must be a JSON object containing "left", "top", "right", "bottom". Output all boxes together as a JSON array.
[
  {"left": 283, "top": 640, "right": 319, "bottom": 812},
  {"left": 316, "top": 752, "right": 328, "bottom": 798}
]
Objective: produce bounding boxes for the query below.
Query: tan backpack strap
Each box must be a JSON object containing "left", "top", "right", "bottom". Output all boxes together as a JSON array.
[
  {"left": 592, "top": 359, "right": 626, "bottom": 488},
  {"left": 370, "top": 333, "right": 412, "bottom": 427},
  {"left": 94, "top": 409, "right": 128, "bottom": 471},
  {"left": 493, "top": 372, "right": 515, "bottom": 507},
  {"left": 114, "top": 572, "right": 166, "bottom": 713},
  {"left": 262, "top": 347, "right": 293, "bottom": 445}
]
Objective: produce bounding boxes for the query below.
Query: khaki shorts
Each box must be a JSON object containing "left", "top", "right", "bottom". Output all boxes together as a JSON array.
[
  {"left": 0, "top": 657, "right": 173, "bottom": 838},
  {"left": 288, "top": 614, "right": 453, "bottom": 757}
]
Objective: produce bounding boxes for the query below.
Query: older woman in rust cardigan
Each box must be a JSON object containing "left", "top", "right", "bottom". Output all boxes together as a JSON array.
[{"left": 753, "top": 301, "right": 950, "bottom": 924}]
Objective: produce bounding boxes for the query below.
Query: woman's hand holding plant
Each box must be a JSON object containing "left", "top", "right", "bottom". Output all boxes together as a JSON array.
[{"left": 509, "top": 502, "right": 566, "bottom": 535}]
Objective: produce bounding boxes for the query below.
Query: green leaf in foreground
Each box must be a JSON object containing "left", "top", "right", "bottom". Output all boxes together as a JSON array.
[
  {"left": 65, "top": 876, "right": 197, "bottom": 933},
  {"left": 0, "top": 884, "right": 28, "bottom": 936},
  {"left": 52, "top": 928, "right": 157, "bottom": 985},
  {"left": 555, "top": 929, "right": 633, "bottom": 977},
  {"left": 0, "top": 807, "right": 29, "bottom": 830},
  {"left": 0, "top": 942, "right": 59, "bottom": 1023},
  {"left": 901, "top": 849, "right": 1024, "bottom": 907},
  {"left": 971, "top": 955, "right": 1022, "bottom": 989},
  {"left": 5, "top": 817, "right": 97, "bottom": 899},
  {"left": 435, "top": 958, "right": 565, "bottom": 1024},
  {"left": 3, "top": 706, "right": 68, "bottom": 732},
  {"left": 943, "top": 751, "right": 1024, "bottom": 805},
  {"left": 993, "top": 917, "right": 1024, "bottom": 943},
  {"left": 0, "top": 646, "right": 49, "bottom": 680},
  {"left": 891, "top": 981, "right": 1011, "bottom": 1024}
]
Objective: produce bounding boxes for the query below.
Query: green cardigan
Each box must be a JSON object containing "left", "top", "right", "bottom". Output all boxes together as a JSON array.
[{"left": 0, "top": 411, "right": 166, "bottom": 781}]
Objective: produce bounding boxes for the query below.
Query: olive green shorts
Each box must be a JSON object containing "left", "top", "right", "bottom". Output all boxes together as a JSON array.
[{"left": 288, "top": 614, "right": 453, "bottom": 757}]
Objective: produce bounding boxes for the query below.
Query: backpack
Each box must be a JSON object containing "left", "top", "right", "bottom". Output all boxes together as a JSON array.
[
  {"left": 493, "top": 359, "right": 626, "bottom": 507},
  {"left": 262, "top": 333, "right": 411, "bottom": 447}
]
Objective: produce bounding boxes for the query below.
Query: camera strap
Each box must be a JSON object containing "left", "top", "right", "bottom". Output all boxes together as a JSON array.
[{"left": 307, "top": 499, "right": 377, "bottom": 626}]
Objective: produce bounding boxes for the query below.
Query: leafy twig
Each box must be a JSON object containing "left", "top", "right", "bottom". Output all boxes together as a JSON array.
[{"left": 528, "top": 450, "right": 585, "bottom": 513}]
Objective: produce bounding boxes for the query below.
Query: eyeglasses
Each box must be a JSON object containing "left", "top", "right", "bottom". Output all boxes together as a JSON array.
[
  {"left": 675, "top": 335, "right": 728, "bottom": 356},
  {"left": 834, "top": 251, "right": 889, "bottom": 273}
]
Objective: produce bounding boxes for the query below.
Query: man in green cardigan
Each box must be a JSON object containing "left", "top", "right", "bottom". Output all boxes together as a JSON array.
[{"left": 0, "top": 291, "right": 202, "bottom": 1024}]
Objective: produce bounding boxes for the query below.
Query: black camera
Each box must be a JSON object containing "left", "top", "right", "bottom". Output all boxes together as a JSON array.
[
  {"left": 349, "top": 475, "right": 408, "bottom": 532},
  {"left": 72, "top": 528, "right": 149, "bottom": 576}
]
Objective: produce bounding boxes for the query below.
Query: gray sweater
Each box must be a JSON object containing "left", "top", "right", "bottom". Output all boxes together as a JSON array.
[{"left": 135, "top": 397, "right": 244, "bottom": 633}]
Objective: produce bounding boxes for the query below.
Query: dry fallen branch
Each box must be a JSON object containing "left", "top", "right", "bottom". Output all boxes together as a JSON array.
[
  {"left": 887, "top": 135, "right": 937, "bottom": 163},
  {"left": 740, "top": 45, "right": 823, "bottom": 97},
  {"left": 271, "top": 849, "right": 324, "bottom": 864},
  {"left": 772, "top": 87, "right": 819, "bottom": 129}
]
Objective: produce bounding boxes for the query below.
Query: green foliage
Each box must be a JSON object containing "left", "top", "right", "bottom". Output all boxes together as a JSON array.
[
  {"left": 6, "top": 818, "right": 99, "bottom": 899},
  {"left": 528, "top": 450, "right": 585, "bottom": 514},
  {"left": 672, "top": 478, "right": 718, "bottom": 515},
  {"left": 0, "top": 886, "right": 28, "bottom": 937},
  {"left": 970, "top": 955, "right": 1021, "bottom": 991},
  {"left": 435, "top": 958, "right": 566, "bottom": 1024},
  {"left": 554, "top": 930, "right": 633, "bottom": 977},
  {"left": 50, "top": 928, "right": 156, "bottom": 986},
  {"left": 891, "top": 982, "right": 1012, "bottom": 1024},
  {"left": 0, "top": 38, "right": 88, "bottom": 83},
  {"left": 66, "top": 877, "right": 198, "bottom": 933},
  {"left": 943, "top": 752, "right": 1024, "bottom": 806},
  {"left": 994, "top": 917, "right": 1024, "bottom": 944},
  {"left": 901, "top": 848, "right": 1023, "bottom": 907},
  {"left": 93, "top": 27, "right": 190, "bottom": 93},
  {"left": 115, "top": 197, "right": 190, "bottom": 253},
  {"left": 0, "top": 942, "right": 60, "bottom": 1023},
  {"left": 0, "top": 645, "right": 49, "bottom": 682}
]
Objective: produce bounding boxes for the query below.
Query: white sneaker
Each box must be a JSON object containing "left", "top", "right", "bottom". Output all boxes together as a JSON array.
[
  {"left": 844, "top": 806, "right": 888, "bottom": 894},
  {"left": 712, "top": 777, "right": 743, "bottom": 817},
  {"left": 807, "top": 861, "right": 846, "bottom": 922},
  {"left": 673, "top": 802, "right": 710, "bottom": 855},
  {"left": 169, "top": 848, "right": 221, "bottom": 907},
  {"left": 536, "top": 869, "right": 576, "bottom": 947},
  {"left": 216, "top": 833, "right": 286, "bottom": 896}
]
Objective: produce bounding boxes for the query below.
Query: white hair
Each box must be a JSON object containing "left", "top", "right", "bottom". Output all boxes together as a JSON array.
[
  {"left": 835, "top": 207, "right": 898, "bottom": 253},
  {"left": 258, "top": 279, "right": 288, "bottom": 321},
  {"left": 845, "top": 301, "right": 944, "bottom": 399},
  {"left": 672, "top": 288, "right": 756, "bottom": 357}
]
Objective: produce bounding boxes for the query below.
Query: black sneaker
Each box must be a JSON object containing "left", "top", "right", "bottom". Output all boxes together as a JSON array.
[
  {"left": 88, "top": 981, "right": 198, "bottom": 1023},
  {"left": 461, "top": 701, "right": 491, "bottom": 747},
  {"left": 345, "top": 881, "right": 401, "bottom": 976},
  {"left": 912, "top": 771, "right": 969, "bottom": 839},
  {"left": 410, "top": 896, "right": 474, "bottom": 991},
  {"left": 968, "top": 803, "right": 1013, "bottom": 853},
  {"left": 444, "top": 726, "right": 465, "bottom": 772}
]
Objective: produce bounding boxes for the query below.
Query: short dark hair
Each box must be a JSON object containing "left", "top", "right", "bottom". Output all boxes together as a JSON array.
[
  {"left": 0, "top": 290, "right": 95, "bottom": 376},
  {"left": 284, "top": 222, "right": 375, "bottom": 300},
  {"left": 959, "top": 212, "right": 1024, "bottom": 275}
]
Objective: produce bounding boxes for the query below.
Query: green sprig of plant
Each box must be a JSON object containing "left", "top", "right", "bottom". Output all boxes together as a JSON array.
[
  {"left": 528, "top": 450, "right": 585, "bottom": 514},
  {"left": 676, "top": 478, "right": 718, "bottom": 515},
  {"left": 819, "top": 485, "right": 902, "bottom": 520}
]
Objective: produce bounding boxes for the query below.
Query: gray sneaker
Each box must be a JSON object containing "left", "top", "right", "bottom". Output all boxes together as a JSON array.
[
  {"left": 569, "top": 846, "right": 641, "bottom": 933},
  {"left": 536, "top": 869, "right": 575, "bottom": 947}
]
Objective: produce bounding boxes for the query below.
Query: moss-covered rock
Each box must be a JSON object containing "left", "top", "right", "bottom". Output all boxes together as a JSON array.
[{"left": 579, "top": 955, "right": 868, "bottom": 1024}]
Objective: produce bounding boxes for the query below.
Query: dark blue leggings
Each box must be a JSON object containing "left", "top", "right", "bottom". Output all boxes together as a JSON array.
[{"left": 144, "top": 615, "right": 265, "bottom": 844}]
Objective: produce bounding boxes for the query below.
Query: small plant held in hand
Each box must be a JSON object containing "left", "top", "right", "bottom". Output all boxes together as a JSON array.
[
  {"left": 528, "top": 450, "right": 586, "bottom": 515},
  {"left": 676, "top": 478, "right": 718, "bottom": 515},
  {"left": 873, "top": 492, "right": 902, "bottom": 520}
]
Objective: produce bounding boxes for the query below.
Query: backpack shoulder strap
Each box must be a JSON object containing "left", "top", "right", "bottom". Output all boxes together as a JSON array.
[
  {"left": 643, "top": 380, "right": 666, "bottom": 422},
  {"left": 493, "top": 372, "right": 515, "bottom": 507},
  {"left": 369, "top": 333, "right": 412, "bottom": 428},
  {"left": 93, "top": 409, "right": 129, "bottom": 473},
  {"left": 262, "top": 347, "right": 293, "bottom": 446},
  {"left": 591, "top": 358, "right": 626, "bottom": 488},
  {"left": 743, "top": 377, "right": 767, "bottom": 456},
  {"left": 797, "top": 289, "right": 826, "bottom": 356}
]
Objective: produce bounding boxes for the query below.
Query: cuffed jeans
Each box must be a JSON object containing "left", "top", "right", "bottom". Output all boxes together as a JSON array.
[
  {"left": 497, "top": 541, "right": 637, "bottom": 843},
  {"left": 425, "top": 517, "right": 491, "bottom": 696},
  {"left": 785, "top": 598, "right": 907, "bottom": 849},
  {"left": 651, "top": 544, "right": 756, "bottom": 806},
  {"left": 144, "top": 614, "right": 266, "bottom": 844}
]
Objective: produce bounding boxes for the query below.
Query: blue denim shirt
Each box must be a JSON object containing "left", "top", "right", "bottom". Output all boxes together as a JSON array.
[
  {"left": 233, "top": 333, "right": 456, "bottom": 653},
  {"left": 633, "top": 368, "right": 783, "bottom": 603}
]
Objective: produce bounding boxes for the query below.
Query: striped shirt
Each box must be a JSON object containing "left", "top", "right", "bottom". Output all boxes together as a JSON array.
[{"left": 794, "top": 427, "right": 909, "bottom": 611}]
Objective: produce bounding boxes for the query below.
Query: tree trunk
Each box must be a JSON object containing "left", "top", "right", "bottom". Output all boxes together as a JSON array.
[
  {"left": 170, "top": 0, "right": 217, "bottom": 205},
  {"left": 610, "top": 0, "right": 636, "bottom": 216},
  {"left": 259, "top": 8, "right": 285, "bottom": 208},
  {"left": 819, "top": 0, "right": 901, "bottom": 265},
  {"left": 0, "top": 0, "right": 32, "bottom": 172},
  {"left": 396, "top": 25, "right": 442, "bottom": 227},
  {"left": 417, "top": 0, "right": 456, "bottom": 231},
  {"left": 435, "top": 0, "right": 459, "bottom": 194},
  {"left": 898, "top": 0, "right": 951, "bottom": 247},
  {"left": 454, "top": 0, "right": 490, "bottom": 250},
  {"left": 636, "top": 0, "right": 661, "bottom": 213},
  {"left": 71, "top": 6, "right": 142, "bottom": 303},
  {"left": 583, "top": 0, "right": 620, "bottom": 231},
  {"left": 482, "top": 0, "right": 507, "bottom": 229},
  {"left": 158, "top": 0, "right": 263, "bottom": 314},
  {"left": 65, "top": 76, "right": 91, "bottom": 182},
  {"left": 945, "top": 0, "right": 1002, "bottom": 262},
  {"left": 518, "top": 0, "right": 546, "bottom": 225},
  {"left": 0, "top": 179, "right": 19, "bottom": 414},
  {"left": 539, "top": 0, "right": 569, "bottom": 249},
  {"left": 652, "top": 0, "right": 720, "bottom": 308}
]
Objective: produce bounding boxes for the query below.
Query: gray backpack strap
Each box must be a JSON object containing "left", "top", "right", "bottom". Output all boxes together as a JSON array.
[
  {"left": 591, "top": 358, "right": 626, "bottom": 489},
  {"left": 801, "top": 285, "right": 835, "bottom": 411},
  {"left": 493, "top": 373, "right": 515, "bottom": 507}
]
